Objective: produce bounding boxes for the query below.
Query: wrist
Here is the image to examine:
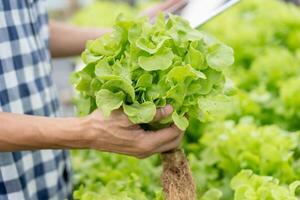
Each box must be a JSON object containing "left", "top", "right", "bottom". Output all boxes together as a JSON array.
[{"left": 45, "top": 117, "right": 93, "bottom": 149}]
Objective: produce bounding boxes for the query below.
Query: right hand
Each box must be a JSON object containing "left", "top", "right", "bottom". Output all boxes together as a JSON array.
[{"left": 81, "top": 105, "right": 183, "bottom": 159}]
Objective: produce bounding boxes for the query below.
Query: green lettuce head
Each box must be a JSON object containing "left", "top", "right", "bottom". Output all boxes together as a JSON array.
[{"left": 71, "top": 14, "right": 234, "bottom": 131}]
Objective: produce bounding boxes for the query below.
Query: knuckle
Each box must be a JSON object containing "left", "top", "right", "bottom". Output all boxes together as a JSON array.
[
  {"left": 157, "top": 108, "right": 164, "bottom": 116},
  {"left": 173, "top": 127, "right": 182, "bottom": 135},
  {"left": 155, "top": 109, "right": 163, "bottom": 120},
  {"left": 161, "top": 108, "right": 167, "bottom": 116},
  {"left": 132, "top": 131, "right": 145, "bottom": 144},
  {"left": 137, "top": 141, "right": 153, "bottom": 155}
]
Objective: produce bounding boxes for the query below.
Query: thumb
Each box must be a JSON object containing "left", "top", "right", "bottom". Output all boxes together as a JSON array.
[{"left": 154, "top": 105, "right": 173, "bottom": 122}]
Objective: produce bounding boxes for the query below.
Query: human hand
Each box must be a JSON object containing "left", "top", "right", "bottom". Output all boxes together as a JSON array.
[
  {"left": 82, "top": 105, "right": 183, "bottom": 159},
  {"left": 140, "top": 0, "right": 188, "bottom": 19}
]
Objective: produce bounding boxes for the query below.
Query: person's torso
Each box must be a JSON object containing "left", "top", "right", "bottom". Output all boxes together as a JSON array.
[
  {"left": 0, "top": 0, "right": 60, "bottom": 115},
  {"left": 0, "top": 1, "right": 71, "bottom": 199}
]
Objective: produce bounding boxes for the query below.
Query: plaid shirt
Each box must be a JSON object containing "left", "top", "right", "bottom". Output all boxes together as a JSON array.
[{"left": 0, "top": 0, "right": 72, "bottom": 199}]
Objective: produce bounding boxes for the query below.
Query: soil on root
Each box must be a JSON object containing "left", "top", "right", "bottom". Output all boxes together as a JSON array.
[{"left": 161, "top": 149, "right": 196, "bottom": 200}]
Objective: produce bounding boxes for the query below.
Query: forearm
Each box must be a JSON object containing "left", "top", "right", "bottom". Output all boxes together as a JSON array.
[
  {"left": 49, "top": 21, "right": 111, "bottom": 58},
  {"left": 0, "top": 112, "right": 89, "bottom": 151},
  {"left": 0, "top": 106, "right": 182, "bottom": 157}
]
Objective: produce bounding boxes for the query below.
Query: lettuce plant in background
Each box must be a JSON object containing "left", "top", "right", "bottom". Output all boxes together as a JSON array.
[
  {"left": 204, "top": 0, "right": 300, "bottom": 67},
  {"left": 278, "top": 76, "right": 300, "bottom": 126},
  {"left": 231, "top": 170, "right": 300, "bottom": 200},
  {"left": 188, "top": 121, "right": 300, "bottom": 199},
  {"left": 72, "top": 1, "right": 137, "bottom": 27},
  {"left": 204, "top": 0, "right": 300, "bottom": 131},
  {"left": 72, "top": 151, "right": 163, "bottom": 200},
  {"left": 71, "top": 0, "right": 158, "bottom": 28}
]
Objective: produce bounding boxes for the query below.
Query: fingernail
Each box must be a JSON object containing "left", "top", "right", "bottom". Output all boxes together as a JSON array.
[{"left": 164, "top": 105, "right": 173, "bottom": 115}]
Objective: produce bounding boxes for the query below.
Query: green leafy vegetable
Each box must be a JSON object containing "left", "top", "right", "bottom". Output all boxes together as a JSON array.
[
  {"left": 200, "top": 122, "right": 300, "bottom": 183},
  {"left": 72, "top": 14, "right": 233, "bottom": 130},
  {"left": 193, "top": 121, "right": 300, "bottom": 199},
  {"left": 231, "top": 170, "right": 300, "bottom": 200}
]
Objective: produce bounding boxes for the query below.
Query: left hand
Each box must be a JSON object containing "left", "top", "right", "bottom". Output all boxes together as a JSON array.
[{"left": 140, "top": 0, "right": 188, "bottom": 19}]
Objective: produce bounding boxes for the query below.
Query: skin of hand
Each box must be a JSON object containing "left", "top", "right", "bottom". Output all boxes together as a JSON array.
[
  {"left": 0, "top": 105, "right": 183, "bottom": 159},
  {"left": 140, "top": 0, "right": 188, "bottom": 19},
  {"left": 83, "top": 105, "right": 183, "bottom": 159}
]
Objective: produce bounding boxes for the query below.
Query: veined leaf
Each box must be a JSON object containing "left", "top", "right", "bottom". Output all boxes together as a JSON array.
[
  {"left": 185, "top": 43, "right": 205, "bottom": 70},
  {"left": 136, "top": 36, "right": 170, "bottom": 54},
  {"left": 96, "top": 89, "right": 125, "bottom": 117},
  {"left": 138, "top": 48, "right": 174, "bottom": 71},
  {"left": 123, "top": 101, "right": 156, "bottom": 124},
  {"left": 136, "top": 73, "right": 153, "bottom": 89},
  {"left": 166, "top": 65, "right": 206, "bottom": 84},
  {"left": 206, "top": 44, "right": 234, "bottom": 71},
  {"left": 172, "top": 111, "right": 189, "bottom": 131},
  {"left": 102, "top": 78, "right": 135, "bottom": 102}
]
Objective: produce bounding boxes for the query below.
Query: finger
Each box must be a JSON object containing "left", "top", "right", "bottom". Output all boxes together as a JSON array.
[
  {"left": 153, "top": 105, "right": 173, "bottom": 122},
  {"left": 146, "top": 125, "right": 182, "bottom": 149},
  {"left": 154, "top": 133, "right": 183, "bottom": 153}
]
